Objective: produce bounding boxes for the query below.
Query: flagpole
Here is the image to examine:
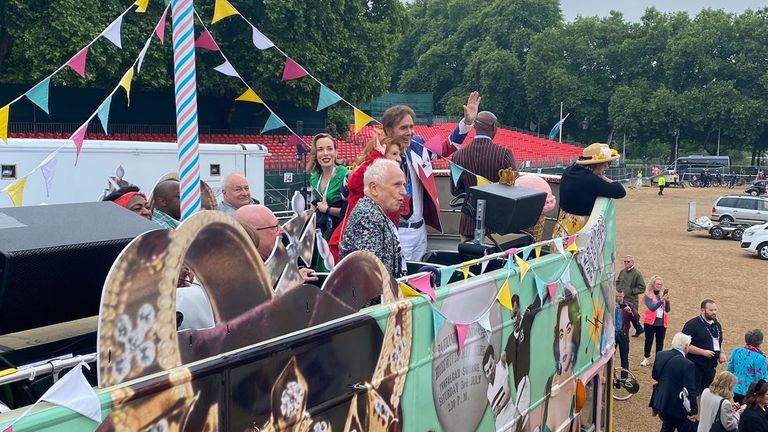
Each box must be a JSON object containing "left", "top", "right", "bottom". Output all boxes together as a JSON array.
[{"left": 559, "top": 102, "right": 563, "bottom": 143}]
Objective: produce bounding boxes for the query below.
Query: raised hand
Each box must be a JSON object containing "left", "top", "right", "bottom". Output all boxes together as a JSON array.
[
  {"left": 463, "top": 91, "right": 481, "bottom": 125},
  {"left": 374, "top": 135, "right": 386, "bottom": 155}
]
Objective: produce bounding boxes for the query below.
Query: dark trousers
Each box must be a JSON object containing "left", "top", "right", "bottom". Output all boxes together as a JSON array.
[
  {"left": 616, "top": 332, "right": 630, "bottom": 378},
  {"left": 693, "top": 364, "right": 716, "bottom": 394},
  {"left": 644, "top": 324, "right": 667, "bottom": 357},
  {"left": 630, "top": 314, "right": 644, "bottom": 333},
  {"left": 658, "top": 185, "right": 665, "bottom": 195},
  {"left": 659, "top": 413, "right": 696, "bottom": 432}
]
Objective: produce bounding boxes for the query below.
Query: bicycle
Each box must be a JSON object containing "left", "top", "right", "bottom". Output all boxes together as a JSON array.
[{"left": 612, "top": 366, "right": 640, "bottom": 401}]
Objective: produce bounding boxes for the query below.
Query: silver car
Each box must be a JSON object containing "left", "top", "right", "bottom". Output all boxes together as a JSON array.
[{"left": 711, "top": 195, "right": 768, "bottom": 225}]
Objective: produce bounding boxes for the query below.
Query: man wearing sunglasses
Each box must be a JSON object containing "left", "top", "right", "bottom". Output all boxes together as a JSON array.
[{"left": 616, "top": 255, "right": 646, "bottom": 337}]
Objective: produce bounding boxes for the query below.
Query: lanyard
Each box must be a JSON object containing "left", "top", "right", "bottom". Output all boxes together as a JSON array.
[{"left": 699, "top": 315, "right": 720, "bottom": 339}]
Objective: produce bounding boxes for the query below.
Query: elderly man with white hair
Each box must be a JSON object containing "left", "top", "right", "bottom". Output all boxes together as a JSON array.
[
  {"left": 219, "top": 172, "right": 259, "bottom": 214},
  {"left": 650, "top": 332, "right": 699, "bottom": 431},
  {"left": 340, "top": 158, "right": 406, "bottom": 280}
]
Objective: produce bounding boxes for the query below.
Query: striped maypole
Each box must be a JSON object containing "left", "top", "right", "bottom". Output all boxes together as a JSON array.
[{"left": 171, "top": 0, "right": 202, "bottom": 220}]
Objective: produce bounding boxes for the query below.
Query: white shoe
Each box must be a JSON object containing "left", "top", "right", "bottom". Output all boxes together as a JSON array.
[{"left": 640, "top": 357, "right": 650, "bottom": 367}]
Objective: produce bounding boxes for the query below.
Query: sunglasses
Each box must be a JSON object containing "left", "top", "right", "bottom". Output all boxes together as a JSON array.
[{"left": 623, "top": 260, "right": 632, "bottom": 263}]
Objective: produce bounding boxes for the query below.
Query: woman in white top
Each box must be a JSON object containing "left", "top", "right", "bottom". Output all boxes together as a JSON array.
[{"left": 698, "top": 371, "right": 745, "bottom": 432}]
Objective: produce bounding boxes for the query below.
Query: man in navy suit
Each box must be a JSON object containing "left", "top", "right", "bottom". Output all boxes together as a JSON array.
[{"left": 650, "top": 332, "right": 698, "bottom": 432}]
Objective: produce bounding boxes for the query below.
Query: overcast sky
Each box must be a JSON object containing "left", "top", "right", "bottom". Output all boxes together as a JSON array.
[{"left": 560, "top": 0, "right": 766, "bottom": 22}]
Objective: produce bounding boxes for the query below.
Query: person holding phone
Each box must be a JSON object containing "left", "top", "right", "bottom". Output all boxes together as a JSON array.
[{"left": 640, "top": 275, "right": 671, "bottom": 367}]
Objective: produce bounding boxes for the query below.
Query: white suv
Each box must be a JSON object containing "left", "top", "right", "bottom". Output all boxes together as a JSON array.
[{"left": 741, "top": 223, "right": 768, "bottom": 259}]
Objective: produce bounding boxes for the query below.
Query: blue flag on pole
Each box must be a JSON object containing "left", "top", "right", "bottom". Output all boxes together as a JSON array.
[{"left": 548, "top": 113, "right": 570, "bottom": 140}]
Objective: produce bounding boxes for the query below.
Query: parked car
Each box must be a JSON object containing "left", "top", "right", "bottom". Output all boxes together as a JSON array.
[
  {"left": 741, "top": 222, "right": 768, "bottom": 259},
  {"left": 711, "top": 195, "right": 768, "bottom": 225},
  {"left": 745, "top": 180, "right": 768, "bottom": 196}
]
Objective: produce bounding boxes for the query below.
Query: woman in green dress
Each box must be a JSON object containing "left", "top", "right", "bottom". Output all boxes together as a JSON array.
[{"left": 307, "top": 133, "right": 349, "bottom": 242}]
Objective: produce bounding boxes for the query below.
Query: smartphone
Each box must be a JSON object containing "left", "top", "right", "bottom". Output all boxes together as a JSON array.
[{"left": 663, "top": 288, "right": 669, "bottom": 296}]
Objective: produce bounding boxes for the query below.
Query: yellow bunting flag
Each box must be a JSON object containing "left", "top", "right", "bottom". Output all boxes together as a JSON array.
[
  {"left": 5, "top": 176, "right": 28, "bottom": 207},
  {"left": 476, "top": 175, "right": 491, "bottom": 186},
  {"left": 497, "top": 278, "right": 513, "bottom": 310},
  {"left": 0, "top": 104, "right": 8, "bottom": 144},
  {"left": 514, "top": 255, "right": 530, "bottom": 281},
  {"left": 135, "top": 0, "right": 149, "bottom": 13},
  {"left": 212, "top": 0, "right": 239, "bottom": 24},
  {"left": 565, "top": 242, "right": 579, "bottom": 254},
  {"left": 535, "top": 246, "right": 542, "bottom": 258},
  {"left": 236, "top": 88, "right": 263, "bottom": 104},
  {"left": 119, "top": 67, "right": 135, "bottom": 106},
  {"left": 462, "top": 265, "right": 469, "bottom": 280},
  {"left": 399, "top": 282, "right": 420, "bottom": 298},
  {"left": 353, "top": 108, "right": 375, "bottom": 133}
]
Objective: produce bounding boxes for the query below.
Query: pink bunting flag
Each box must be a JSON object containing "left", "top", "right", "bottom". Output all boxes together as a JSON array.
[
  {"left": 281, "top": 57, "right": 308, "bottom": 81},
  {"left": 455, "top": 323, "right": 469, "bottom": 353},
  {"left": 71, "top": 123, "right": 88, "bottom": 164},
  {"left": 195, "top": 29, "right": 219, "bottom": 51},
  {"left": 66, "top": 47, "right": 89, "bottom": 78},
  {"left": 409, "top": 273, "right": 436, "bottom": 303},
  {"left": 423, "top": 134, "right": 444, "bottom": 155},
  {"left": 547, "top": 282, "right": 558, "bottom": 304},
  {"left": 566, "top": 235, "right": 576, "bottom": 246},
  {"left": 505, "top": 247, "right": 517, "bottom": 256},
  {"left": 155, "top": 8, "right": 167, "bottom": 44},
  {"left": 287, "top": 133, "right": 307, "bottom": 152}
]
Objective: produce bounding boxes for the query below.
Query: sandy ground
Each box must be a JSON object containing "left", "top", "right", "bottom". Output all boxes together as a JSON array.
[{"left": 612, "top": 185, "right": 768, "bottom": 431}]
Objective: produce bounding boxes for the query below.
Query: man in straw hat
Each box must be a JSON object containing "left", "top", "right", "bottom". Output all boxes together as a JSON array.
[{"left": 553, "top": 143, "right": 626, "bottom": 238}]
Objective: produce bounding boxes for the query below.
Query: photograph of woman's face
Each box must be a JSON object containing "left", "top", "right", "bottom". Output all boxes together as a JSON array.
[{"left": 557, "top": 304, "right": 575, "bottom": 373}]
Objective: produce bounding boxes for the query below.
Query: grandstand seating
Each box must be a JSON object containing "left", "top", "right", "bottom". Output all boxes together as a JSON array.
[{"left": 9, "top": 123, "right": 582, "bottom": 171}]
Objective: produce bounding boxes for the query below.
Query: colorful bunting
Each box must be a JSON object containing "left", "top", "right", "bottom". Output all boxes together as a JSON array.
[
  {"left": 102, "top": 15, "right": 124, "bottom": 48},
  {"left": 547, "top": 282, "right": 558, "bottom": 304},
  {"left": 409, "top": 273, "right": 436, "bottom": 303},
  {"left": 566, "top": 235, "right": 576, "bottom": 246},
  {"left": 424, "top": 134, "right": 444, "bottom": 155},
  {"left": 316, "top": 85, "right": 342, "bottom": 111},
  {"left": 194, "top": 30, "right": 219, "bottom": 51},
  {"left": 534, "top": 276, "right": 546, "bottom": 300},
  {"left": 39, "top": 151, "right": 59, "bottom": 197},
  {"left": 353, "top": 108, "right": 375, "bottom": 134},
  {"left": 565, "top": 242, "right": 579, "bottom": 254},
  {"left": 4, "top": 176, "right": 27, "bottom": 207},
  {"left": 213, "top": 60, "right": 240, "bottom": 78},
  {"left": 514, "top": 255, "right": 530, "bottom": 281},
  {"left": 155, "top": 9, "right": 167, "bottom": 44},
  {"left": 480, "top": 259, "right": 489, "bottom": 274},
  {"left": 535, "top": 246, "right": 542, "bottom": 258},
  {"left": 553, "top": 237, "right": 565, "bottom": 255},
  {"left": 135, "top": 0, "right": 149, "bottom": 13},
  {"left": 399, "top": 282, "right": 421, "bottom": 299},
  {"left": 262, "top": 112, "right": 286, "bottom": 133},
  {"left": 439, "top": 267, "right": 453, "bottom": 287},
  {"left": 497, "top": 278, "right": 513, "bottom": 310},
  {"left": 236, "top": 88, "right": 263, "bottom": 104},
  {"left": 136, "top": 39, "right": 151, "bottom": 73},
  {"left": 212, "top": 0, "right": 239, "bottom": 24},
  {"left": 287, "top": 133, "right": 306, "bottom": 150},
  {"left": 521, "top": 247, "right": 532, "bottom": 261},
  {"left": 455, "top": 323, "right": 470, "bottom": 353},
  {"left": 66, "top": 47, "right": 89, "bottom": 78},
  {"left": 71, "top": 123, "right": 88, "bottom": 164},
  {"left": 96, "top": 96, "right": 112, "bottom": 134},
  {"left": 119, "top": 67, "right": 135, "bottom": 106},
  {"left": 0, "top": 104, "right": 9, "bottom": 144},
  {"left": 449, "top": 162, "right": 464, "bottom": 185},
  {"left": 432, "top": 308, "right": 446, "bottom": 340},
  {"left": 251, "top": 26, "right": 274, "bottom": 50},
  {"left": 281, "top": 57, "right": 309, "bottom": 81},
  {"left": 25, "top": 77, "right": 51, "bottom": 114},
  {"left": 561, "top": 267, "right": 571, "bottom": 285},
  {"left": 478, "top": 310, "right": 492, "bottom": 333},
  {"left": 476, "top": 175, "right": 491, "bottom": 186},
  {"left": 505, "top": 247, "right": 518, "bottom": 256},
  {"left": 461, "top": 265, "right": 469, "bottom": 280}
]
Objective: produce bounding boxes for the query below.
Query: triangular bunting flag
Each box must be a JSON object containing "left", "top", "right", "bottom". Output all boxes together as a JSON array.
[
  {"left": 497, "top": 278, "right": 513, "bottom": 310},
  {"left": 478, "top": 310, "right": 492, "bottom": 332},
  {"left": 449, "top": 162, "right": 465, "bottom": 185},
  {"left": 480, "top": 260, "right": 489, "bottom": 274},
  {"left": 547, "top": 282, "right": 558, "bottom": 304},
  {"left": 4, "top": 176, "right": 27, "bottom": 207},
  {"left": 287, "top": 133, "right": 306, "bottom": 150},
  {"left": 566, "top": 235, "right": 576, "bottom": 246},
  {"left": 261, "top": 112, "right": 286, "bottom": 133},
  {"left": 353, "top": 108, "right": 375, "bottom": 134},
  {"left": 521, "top": 247, "right": 532, "bottom": 261},
  {"left": 195, "top": 30, "right": 219, "bottom": 51},
  {"left": 399, "top": 282, "right": 421, "bottom": 299},
  {"left": 316, "top": 85, "right": 342, "bottom": 111},
  {"left": 39, "top": 150, "right": 59, "bottom": 197},
  {"left": 439, "top": 267, "right": 452, "bottom": 287},
  {"left": 214, "top": 60, "right": 240, "bottom": 78},
  {"left": 455, "top": 323, "right": 470, "bottom": 353},
  {"left": 410, "top": 273, "right": 436, "bottom": 303},
  {"left": 565, "top": 242, "right": 579, "bottom": 254},
  {"left": 236, "top": 88, "right": 263, "bottom": 104},
  {"left": 155, "top": 9, "right": 167, "bottom": 44},
  {"left": 505, "top": 247, "right": 517, "bottom": 256},
  {"left": 40, "top": 363, "right": 101, "bottom": 422},
  {"left": 212, "top": 0, "right": 239, "bottom": 24},
  {"left": 560, "top": 268, "right": 571, "bottom": 285},
  {"left": 424, "top": 134, "right": 444, "bottom": 155},
  {"left": 476, "top": 174, "right": 491, "bottom": 186},
  {"left": 534, "top": 276, "right": 546, "bottom": 299},
  {"left": 553, "top": 237, "right": 565, "bottom": 255},
  {"left": 136, "top": 39, "right": 151, "bottom": 73},
  {"left": 66, "top": 47, "right": 89, "bottom": 78},
  {"left": 135, "top": 0, "right": 149, "bottom": 13},
  {"left": 535, "top": 246, "right": 542, "bottom": 258},
  {"left": 514, "top": 255, "right": 530, "bottom": 281},
  {"left": 71, "top": 123, "right": 88, "bottom": 164},
  {"left": 432, "top": 308, "right": 446, "bottom": 340},
  {"left": 461, "top": 265, "right": 469, "bottom": 280},
  {"left": 25, "top": 77, "right": 51, "bottom": 114},
  {"left": 281, "top": 57, "right": 309, "bottom": 81},
  {"left": 119, "top": 67, "right": 135, "bottom": 106},
  {"left": 96, "top": 96, "right": 112, "bottom": 134},
  {"left": 251, "top": 26, "right": 275, "bottom": 50},
  {"left": 0, "top": 104, "right": 9, "bottom": 144},
  {"left": 102, "top": 15, "right": 124, "bottom": 48}
]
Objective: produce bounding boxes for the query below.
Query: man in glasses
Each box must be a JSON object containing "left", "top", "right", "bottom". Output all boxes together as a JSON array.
[
  {"left": 450, "top": 110, "right": 517, "bottom": 242},
  {"left": 616, "top": 255, "right": 646, "bottom": 337}
]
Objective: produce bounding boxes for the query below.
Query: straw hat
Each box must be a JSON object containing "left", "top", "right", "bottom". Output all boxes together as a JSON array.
[{"left": 576, "top": 143, "right": 620, "bottom": 165}]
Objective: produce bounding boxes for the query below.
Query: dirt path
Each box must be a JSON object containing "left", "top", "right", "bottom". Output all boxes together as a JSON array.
[{"left": 612, "top": 185, "right": 768, "bottom": 431}]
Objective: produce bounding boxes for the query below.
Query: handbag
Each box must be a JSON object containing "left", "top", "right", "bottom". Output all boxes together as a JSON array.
[{"left": 709, "top": 398, "right": 728, "bottom": 432}]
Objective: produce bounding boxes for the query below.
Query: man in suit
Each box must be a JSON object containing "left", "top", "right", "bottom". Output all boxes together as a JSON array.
[
  {"left": 650, "top": 332, "right": 698, "bottom": 432},
  {"left": 450, "top": 110, "right": 517, "bottom": 242}
]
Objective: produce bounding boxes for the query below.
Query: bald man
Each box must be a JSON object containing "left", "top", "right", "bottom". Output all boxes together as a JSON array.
[
  {"left": 220, "top": 172, "right": 259, "bottom": 215},
  {"left": 450, "top": 111, "right": 516, "bottom": 241},
  {"left": 152, "top": 179, "right": 181, "bottom": 229}
]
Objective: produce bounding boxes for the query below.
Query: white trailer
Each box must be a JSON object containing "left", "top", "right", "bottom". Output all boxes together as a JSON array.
[{"left": 0, "top": 139, "right": 269, "bottom": 207}]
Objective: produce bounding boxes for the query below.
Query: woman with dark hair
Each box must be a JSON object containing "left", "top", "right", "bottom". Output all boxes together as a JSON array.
[
  {"left": 543, "top": 295, "right": 581, "bottom": 432},
  {"left": 306, "top": 133, "right": 348, "bottom": 242},
  {"left": 103, "top": 185, "right": 152, "bottom": 220},
  {"left": 738, "top": 379, "right": 768, "bottom": 431},
  {"left": 728, "top": 329, "right": 768, "bottom": 403}
]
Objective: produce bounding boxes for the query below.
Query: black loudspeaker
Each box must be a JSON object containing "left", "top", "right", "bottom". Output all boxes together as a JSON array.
[
  {"left": 469, "top": 183, "right": 546, "bottom": 235},
  {"left": 0, "top": 202, "right": 160, "bottom": 335}
]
